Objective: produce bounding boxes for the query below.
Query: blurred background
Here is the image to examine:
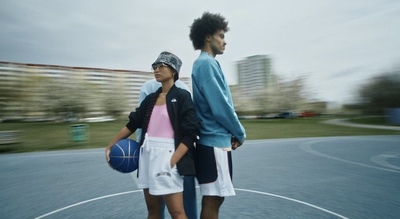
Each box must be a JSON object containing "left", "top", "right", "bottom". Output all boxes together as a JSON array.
[
  {"left": 1, "top": 55, "right": 399, "bottom": 123},
  {"left": 1, "top": 0, "right": 399, "bottom": 151}
]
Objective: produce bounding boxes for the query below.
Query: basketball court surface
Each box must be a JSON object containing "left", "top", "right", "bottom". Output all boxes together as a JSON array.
[{"left": 1, "top": 135, "right": 400, "bottom": 218}]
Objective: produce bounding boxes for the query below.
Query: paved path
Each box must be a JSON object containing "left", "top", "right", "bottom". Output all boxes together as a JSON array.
[
  {"left": 1, "top": 135, "right": 400, "bottom": 218},
  {"left": 323, "top": 118, "right": 400, "bottom": 131}
]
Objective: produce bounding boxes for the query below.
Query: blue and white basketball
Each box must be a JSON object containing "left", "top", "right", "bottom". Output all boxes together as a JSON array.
[{"left": 109, "top": 139, "right": 140, "bottom": 173}]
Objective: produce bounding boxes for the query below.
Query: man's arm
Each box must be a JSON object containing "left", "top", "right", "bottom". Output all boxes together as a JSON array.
[{"left": 198, "top": 63, "right": 246, "bottom": 143}]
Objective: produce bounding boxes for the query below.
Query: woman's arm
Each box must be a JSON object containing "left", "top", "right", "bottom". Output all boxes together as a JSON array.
[
  {"left": 179, "top": 91, "right": 200, "bottom": 150},
  {"left": 170, "top": 142, "right": 189, "bottom": 168}
]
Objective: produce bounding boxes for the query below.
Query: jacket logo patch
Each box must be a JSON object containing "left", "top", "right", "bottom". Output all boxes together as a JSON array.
[{"left": 171, "top": 98, "right": 177, "bottom": 102}]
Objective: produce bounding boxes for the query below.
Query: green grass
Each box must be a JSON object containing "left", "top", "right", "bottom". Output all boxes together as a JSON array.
[
  {"left": 0, "top": 117, "right": 398, "bottom": 153},
  {"left": 241, "top": 117, "right": 399, "bottom": 139},
  {"left": 0, "top": 121, "right": 130, "bottom": 153}
]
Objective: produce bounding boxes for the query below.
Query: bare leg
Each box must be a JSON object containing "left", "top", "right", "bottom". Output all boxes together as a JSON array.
[
  {"left": 163, "top": 192, "right": 187, "bottom": 219},
  {"left": 200, "top": 196, "right": 224, "bottom": 219},
  {"left": 143, "top": 189, "right": 163, "bottom": 219}
]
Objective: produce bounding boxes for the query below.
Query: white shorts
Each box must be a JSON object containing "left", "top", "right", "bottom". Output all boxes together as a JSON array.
[
  {"left": 137, "top": 135, "right": 184, "bottom": 196},
  {"left": 199, "top": 147, "right": 236, "bottom": 197}
]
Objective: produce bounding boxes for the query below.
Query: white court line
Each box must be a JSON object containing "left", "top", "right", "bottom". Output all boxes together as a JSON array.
[
  {"left": 299, "top": 139, "right": 400, "bottom": 174},
  {"left": 235, "top": 188, "right": 349, "bottom": 219},
  {"left": 34, "top": 188, "right": 349, "bottom": 219},
  {"left": 34, "top": 190, "right": 143, "bottom": 219},
  {"left": 370, "top": 153, "right": 400, "bottom": 170}
]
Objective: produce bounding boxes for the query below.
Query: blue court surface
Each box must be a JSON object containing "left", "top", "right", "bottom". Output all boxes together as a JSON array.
[{"left": 1, "top": 135, "right": 400, "bottom": 218}]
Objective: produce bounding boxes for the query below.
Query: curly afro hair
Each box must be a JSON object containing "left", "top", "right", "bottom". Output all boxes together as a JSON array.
[{"left": 189, "top": 12, "right": 229, "bottom": 50}]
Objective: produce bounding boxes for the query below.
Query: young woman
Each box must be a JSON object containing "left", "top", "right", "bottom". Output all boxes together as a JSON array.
[{"left": 106, "top": 51, "right": 200, "bottom": 219}]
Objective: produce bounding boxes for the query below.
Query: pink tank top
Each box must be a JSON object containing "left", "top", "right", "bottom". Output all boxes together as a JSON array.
[{"left": 147, "top": 104, "right": 174, "bottom": 138}]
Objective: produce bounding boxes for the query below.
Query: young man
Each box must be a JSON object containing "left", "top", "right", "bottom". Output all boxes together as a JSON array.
[{"left": 189, "top": 12, "right": 246, "bottom": 219}]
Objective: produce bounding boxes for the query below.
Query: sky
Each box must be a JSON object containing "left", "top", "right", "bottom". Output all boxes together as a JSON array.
[{"left": 1, "top": 0, "right": 399, "bottom": 105}]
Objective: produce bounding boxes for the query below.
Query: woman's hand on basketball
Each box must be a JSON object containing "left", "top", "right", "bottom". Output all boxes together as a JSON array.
[{"left": 105, "top": 146, "right": 111, "bottom": 162}]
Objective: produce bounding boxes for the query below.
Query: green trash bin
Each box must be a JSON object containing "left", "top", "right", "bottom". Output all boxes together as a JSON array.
[{"left": 70, "top": 124, "right": 88, "bottom": 142}]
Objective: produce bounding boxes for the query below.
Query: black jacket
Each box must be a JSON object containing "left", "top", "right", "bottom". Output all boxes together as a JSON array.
[{"left": 126, "top": 85, "right": 200, "bottom": 176}]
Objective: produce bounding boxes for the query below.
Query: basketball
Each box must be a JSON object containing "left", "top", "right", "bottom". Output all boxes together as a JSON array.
[{"left": 109, "top": 139, "right": 140, "bottom": 173}]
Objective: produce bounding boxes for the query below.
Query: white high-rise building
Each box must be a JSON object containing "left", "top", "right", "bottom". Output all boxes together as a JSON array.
[{"left": 237, "top": 55, "right": 271, "bottom": 98}]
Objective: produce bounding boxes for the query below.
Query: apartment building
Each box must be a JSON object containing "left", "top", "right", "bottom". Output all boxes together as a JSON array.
[{"left": 0, "top": 61, "right": 191, "bottom": 119}]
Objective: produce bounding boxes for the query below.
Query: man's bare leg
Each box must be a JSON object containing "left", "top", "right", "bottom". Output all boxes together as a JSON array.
[{"left": 200, "top": 196, "right": 224, "bottom": 219}]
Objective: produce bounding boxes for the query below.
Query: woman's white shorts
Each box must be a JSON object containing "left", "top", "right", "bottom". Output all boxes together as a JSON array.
[{"left": 137, "top": 135, "right": 184, "bottom": 196}]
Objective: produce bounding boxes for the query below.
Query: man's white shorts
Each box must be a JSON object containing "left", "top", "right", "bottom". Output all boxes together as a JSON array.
[
  {"left": 199, "top": 147, "right": 236, "bottom": 197},
  {"left": 137, "top": 135, "right": 184, "bottom": 196}
]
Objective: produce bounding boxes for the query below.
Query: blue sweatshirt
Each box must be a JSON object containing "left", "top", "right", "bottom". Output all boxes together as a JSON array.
[{"left": 191, "top": 52, "right": 246, "bottom": 148}]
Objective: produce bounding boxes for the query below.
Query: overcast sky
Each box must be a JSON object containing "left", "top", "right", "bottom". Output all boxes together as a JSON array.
[{"left": 1, "top": 0, "right": 399, "bottom": 104}]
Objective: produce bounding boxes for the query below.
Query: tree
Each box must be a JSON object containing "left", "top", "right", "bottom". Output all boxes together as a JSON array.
[
  {"left": 232, "top": 73, "right": 310, "bottom": 115},
  {"left": 0, "top": 85, "right": 23, "bottom": 117},
  {"left": 357, "top": 69, "right": 400, "bottom": 114},
  {"left": 101, "top": 94, "right": 126, "bottom": 118},
  {"left": 29, "top": 77, "right": 91, "bottom": 120},
  {"left": 265, "top": 74, "right": 309, "bottom": 112}
]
